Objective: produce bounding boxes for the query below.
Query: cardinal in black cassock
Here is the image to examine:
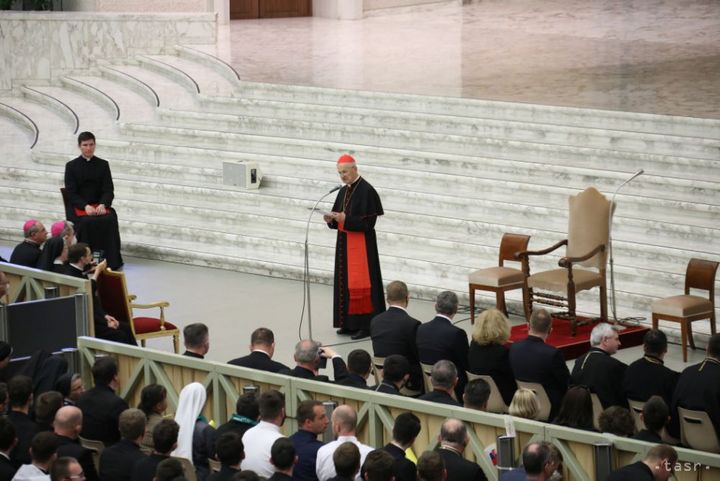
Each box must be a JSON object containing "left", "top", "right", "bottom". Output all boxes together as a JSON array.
[
  {"left": 64, "top": 132, "right": 123, "bottom": 270},
  {"left": 325, "top": 154, "right": 386, "bottom": 340}
]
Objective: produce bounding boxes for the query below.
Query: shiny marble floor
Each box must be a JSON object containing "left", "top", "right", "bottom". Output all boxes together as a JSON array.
[{"left": 214, "top": 0, "right": 720, "bottom": 118}]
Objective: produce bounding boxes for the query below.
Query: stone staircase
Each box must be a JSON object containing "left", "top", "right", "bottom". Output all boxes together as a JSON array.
[{"left": 1, "top": 44, "right": 718, "bottom": 336}]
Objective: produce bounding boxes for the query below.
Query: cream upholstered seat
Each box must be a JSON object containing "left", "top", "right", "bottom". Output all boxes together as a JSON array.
[
  {"left": 519, "top": 187, "right": 612, "bottom": 336},
  {"left": 652, "top": 258, "right": 718, "bottom": 362},
  {"left": 677, "top": 407, "right": 720, "bottom": 453},
  {"left": 467, "top": 372, "right": 508, "bottom": 414},
  {"left": 468, "top": 233, "right": 530, "bottom": 323}
]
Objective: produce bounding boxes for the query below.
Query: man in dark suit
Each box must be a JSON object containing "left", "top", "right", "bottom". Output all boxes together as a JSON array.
[
  {"left": 375, "top": 355, "right": 410, "bottom": 395},
  {"left": 500, "top": 442, "right": 560, "bottom": 481},
  {"left": 182, "top": 323, "right": 210, "bottom": 359},
  {"left": 381, "top": 413, "right": 420, "bottom": 481},
  {"left": 9, "top": 220, "right": 47, "bottom": 268},
  {"left": 53, "top": 406, "right": 100, "bottom": 481},
  {"left": 606, "top": 444, "right": 677, "bottom": 481},
  {"left": 75, "top": 356, "right": 129, "bottom": 446},
  {"left": 289, "top": 400, "right": 328, "bottom": 481},
  {"left": 435, "top": 419, "right": 487, "bottom": 481},
  {"left": 335, "top": 350, "right": 372, "bottom": 389},
  {"left": 416, "top": 291, "right": 469, "bottom": 400},
  {"left": 207, "top": 432, "right": 244, "bottom": 481},
  {"left": 463, "top": 378, "right": 491, "bottom": 412},
  {"left": 670, "top": 333, "right": 720, "bottom": 439},
  {"left": 288, "top": 341, "right": 348, "bottom": 383},
  {"left": 131, "top": 419, "right": 179, "bottom": 481},
  {"left": 571, "top": 323, "right": 627, "bottom": 409},
  {"left": 0, "top": 418, "right": 17, "bottom": 481},
  {"left": 98, "top": 408, "right": 147, "bottom": 481},
  {"left": 6, "top": 375, "right": 36, "bottom": 467},
  {"left": 371, "top": 281, "right": 423, "bottom": 393},
  {"left": 268, "top": 437, "right": 296, "bottom": 481},
  {"left": 509, "top": 309, "right": 569, "bottom": 420},
  {"left": 228, "top": 328, "right": 290, "bottom": 373},
  {"left": 418, "top": 361, "right": 460, "bottom": 407},
  {"left": 623, "top": 329, "right": 678, "bottom": 407},
  {"left": 214, "top": 393, "right": 259, "bottom": 449}
]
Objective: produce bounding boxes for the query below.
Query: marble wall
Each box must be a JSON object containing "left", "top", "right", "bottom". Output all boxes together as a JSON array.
[
  {"left": 313, "top": 0, "right": 457, "bottom": 19},
  {"left": 63, "top": 0, "right": 230, "bottom": 25},
  {"left": 0, "top": 12, "right": 217, "bottom": 91}
]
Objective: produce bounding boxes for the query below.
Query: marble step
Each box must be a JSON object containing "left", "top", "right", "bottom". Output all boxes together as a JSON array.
[
  {"left": 24, "top": 84, "right": 117, "bottom": 134},
  {"left": 228, "top": 80, "right": 720, "bottom": 140},
  {"left": 144, "top": 54, "right": 237, "bottom": 97},
  {"left": 191, "top": 97, "right": 718, "bottom": 158},
  {"left": 62, "top": 74, "right": 157, "bottom": 124},
  {"left": 0, "top": 98, "right": 39, "bottom": 148},
  {"left": 116, "top": 122, "right": 720, "bottom": 183},
  {"left": 0, "top": 95, "right": 76, "bottom": 150},
  {"left": 155, "top": 108, "right": 720, "bottom": 161},
  {"left": 109, "top": 61, "right": 197, "bottom": 110},
  {"left": 174, "top": 45, "right": 241, "bottom": 90}
]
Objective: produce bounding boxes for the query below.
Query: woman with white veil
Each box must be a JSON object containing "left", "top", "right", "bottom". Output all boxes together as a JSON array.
[{"left": 172, "top": 382, "right": 216, "bottom": 480}]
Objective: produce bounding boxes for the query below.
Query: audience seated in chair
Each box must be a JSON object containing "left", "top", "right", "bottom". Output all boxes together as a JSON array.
[
  {"left": 381, "top": 412, "right": 420, "bottom": 481},
  {"left": 9, "top": 220, "right": 47, "bottom": 269},
  {"left": 288, "top": 400, "right": 328, "bottom": 481},
  {"left": 172, "top": 382, "right": 215, "bottom": 480},
  {"left": 207, "top": 432, "right": 244, "bottom": 481},
  {"left": 416, "top": 451, "right": 445, "bottom": 481},
  {"left": 508, "top": 388, "right": 540, "bottom": 421},
  {"left": 418, "top": 361, "right": 460, "bottom": 407},
  {"left": 500, "top": 441, "right": 560, "bottom": 481},
  {"left": 316, "top": 405, "right": 373, "bottom": 481},
  {"left": 598, "top": 406, "right": 636, "bottom": 438},
  {"left": 7, "top": 375, "right": 37, "bottom": 467},
  {"left": 132, "top": 419, "right": 180, "bottom": 481},
  {"left": 370, "top": 280, "right": 424, "bottom": 394},
  {"left": 36, "top": 220, "right": 75, "bottom": 273},
  {"left": 509, "top": 309, "right": 569, "bottom": 420},
  {"left": 50, "top": 457, "right": 85, "bottom": 481},
  {"left": 53, "top": 406, "right": 100, "bottom": 481},
  {"left": 463, "top": 378, "right": 491, "bottom": 412},
  {"left": 54, "top": 373, "right": 84, "bottom": 407},
  {"left": 34, "top": 391, "right": 63, "bottom": 433},
  {"left": 374, "top": 355, "right": 410, "bottom": 396},
  {"left": 467, "top": 308, "right": 517, "bottom": 406},
  {"left": 227, "top": 328, "right": 289, "bottom": 373},
  {"left": 153, "top": 457, "right": 186, "bottom": 481},
  {"left": 215, "top": 393, "right": 259, "bottom": 455},
  {"left": 571, "top": 323, "right": 627, "bottom": 409},
  {"left": 606, "top": 444, "right": 677, "bottom": 481},
  {"left": 435, "top": 419, "right": 487, "bottom": 481},
  {"left": 240, "top": 390, "right": 286, "bottom": 478},
  {"left": 288, "top": 341, "right": 348, "bottom": 383},
  {"left": 0, "top": 417, "right": 17, "bottom": 481},
  {"left": 552, "top": 386, "right": 595, "bottom": 432},
  {"left": 623, "top": 329, "right": 678, "bottom": 409},
  {"left": 99, "top": 408, "right": 147, "bottom": 481},
  {"left": 267, "top": 437, "right": 295, "bottom": 481},
  {"left": 13, "top": 431, "right": 58, "bottom": 481},
  {"left": 138, "top": 384, "right": 168, "bottom": 454},
  {"left": 416, "top": 291, "right": 469, "bottom": 401},
  {"left": 335, "top": 350, "right": 372, "bottom": 389},
  {"left": 632, "top": 396, "right": 671, "bottom": 444},
  {"left": 363, "top": 450, "right": 395, "bottom": 481},
  {"left": 182, "top": 323, "right": 210, "bottom": 360},
  {"left": 670, "top": 333, "right": 720, "bottom": 440},
  {"left": 76, "top": 356, "right": 128, "bottom": 446}
]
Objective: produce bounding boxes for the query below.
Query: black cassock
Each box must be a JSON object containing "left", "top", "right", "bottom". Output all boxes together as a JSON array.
[
  {"left": 327, "top": 177, "right": 386, "bottom": 331},
  {"left": 64, "top": 155, "right": 123, "bottom": 269},
  {"left": 9, "top": 240, "right": 42, "bottom": 268}
]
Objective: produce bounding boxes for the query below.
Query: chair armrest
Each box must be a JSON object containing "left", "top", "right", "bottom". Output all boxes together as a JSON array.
[
  {"left": 559, "top": 244, "right": 606, "bottom": 267},
  {"left": 131, "top": 301, "right": 170, "bottom": 309},
  {"left": 128, "top": 294, "right": 137, "bottom": 302},
  {"left": 516, "top": 239, "right": 568, "bottom": 259}
]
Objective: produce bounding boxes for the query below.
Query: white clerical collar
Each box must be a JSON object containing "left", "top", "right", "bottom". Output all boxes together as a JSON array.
[{"left": 82, "top": 156, "right": 93, "bottom": 162}]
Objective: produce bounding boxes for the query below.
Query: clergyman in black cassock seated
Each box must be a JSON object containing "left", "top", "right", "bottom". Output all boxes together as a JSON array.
[
  {"left": 62, "top": 242, "right": 135, "bottom": 345},
  {"left": 37, "top": 220, "right": 76, "bottom": 274},
  {"left": 324, "top": 154, "right": 386, "bottom": 341},
  {"left": 64, "top": 131, "right": 123, "bottom": 270},
  {"left": 9, "top": 219, "right": 47, "bottom": 268}
]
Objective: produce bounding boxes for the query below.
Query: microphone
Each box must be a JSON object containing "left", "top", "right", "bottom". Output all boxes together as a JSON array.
[
  {"left": 328, "top": 185, "right": 342, "bottom": 193},
  {"left": 615, "top": 169, "right": 644, "bottom": 191}
]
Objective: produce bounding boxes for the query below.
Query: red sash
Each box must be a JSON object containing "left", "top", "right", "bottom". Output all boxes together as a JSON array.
[{"left": 339, "top": 221, "right": 373, "bottom": 315}]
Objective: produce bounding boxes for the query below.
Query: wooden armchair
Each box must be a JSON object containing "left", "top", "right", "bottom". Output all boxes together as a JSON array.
[
  {"left": 96, "top": 269, "right": 180, "bottom": 352},
  {"left": 518, "top": 187, "right": 612, "bottom": 336}
]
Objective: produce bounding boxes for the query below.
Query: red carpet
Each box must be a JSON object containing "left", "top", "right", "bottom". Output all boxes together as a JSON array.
[{"left": 508, "top": 317, "right": 648, "bottom": 360}]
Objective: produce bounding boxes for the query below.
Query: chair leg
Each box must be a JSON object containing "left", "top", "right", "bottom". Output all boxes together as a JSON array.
[
  {"left": 568, "top": 293, "right": 577, "bottom": 337},
  {"left": 599, "top": 285, "right": 608, "bottom": 322},
  {"left": 173, "top": 335, "right": 179, "bottom": 354},
  {"left": 522, "top": 285, "right": 531, "bottom": 321},
  {"left": 680, "top": 323, "right": 688, "bottom": 363},
  {"left": 711, "top": 313, "right": 717, "bottom": 336},
  {"left": 687, "top": 321, "right": 696, "bottom": 350},
  {"left": 469, "top": 286, "right": 475, "bottom": 325},
  {"left": 652, "top": 314, "right": 659, "bottom": 330},
  {"left": 141, "top": 340, "right": 146, "bottom": 348},
  {"left": 496, "top": 291, "right": 508, "bottom": 318}
]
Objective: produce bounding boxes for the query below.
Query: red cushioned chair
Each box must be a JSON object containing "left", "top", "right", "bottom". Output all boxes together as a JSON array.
[{"left": 96, "top": 269, "right": 180, "bottom": 352}]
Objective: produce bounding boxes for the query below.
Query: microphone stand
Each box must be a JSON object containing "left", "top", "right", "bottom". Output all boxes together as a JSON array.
[
  {"left": 608, "top": 169, "right": 644, "bottom": 324},
  {"left": 303, "top": 186, "right": 341, "bottom": 340}
]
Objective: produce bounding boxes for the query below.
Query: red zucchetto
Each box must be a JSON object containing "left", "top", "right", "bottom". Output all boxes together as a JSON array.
[{"left": 336, "top": 154, "right": 356, "bottom": 164}]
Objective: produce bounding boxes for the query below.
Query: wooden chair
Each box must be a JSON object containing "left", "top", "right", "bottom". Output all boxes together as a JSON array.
[
  {"left": 467, "top": 372, "right": 508, "bottom": 414},
  {"left": 468, "top": 233, "right": 530, "bottom": 322},
  {"left": 371, "top": 356, "right": 384, "bottom": 385},
  {"left": 652, "top": 258, "right": 718, "bottom": 362},
  {"left": 518, "top": 187, "right": 612, "bottom": 336},
  {"left": 420, "top": 362, "right": 434, "bottom": 394},
  {"left": 96, "top": 269, "right": 180, "bottom": 352},
  {"left": 677, "top": 407, "right": 720, "bottom": 453},
  {"left": 628, "top": 398, "right": 645, "bottom": 432},
  {"left": 208, "top": 458, "right": 221, "bottom": 472},
  {"left": 590, "top": 393, "right": 604, "bottom": 431},
  {"left": 515, "top": 380, "right": 551, "bottom": 421},
  {"left": 79, "top": 436, "right": 105, "bottom": 472}
]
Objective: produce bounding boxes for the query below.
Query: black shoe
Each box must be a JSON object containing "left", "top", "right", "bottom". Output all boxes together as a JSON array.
[
  {"left": 350, "top": 330, "right": 370, "bottom": 340},
  {"left": 336, "top": 328, "right": 354, "bottom": 336}
]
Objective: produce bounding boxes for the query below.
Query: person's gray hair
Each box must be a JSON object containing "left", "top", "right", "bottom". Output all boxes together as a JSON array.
[
  {"left": 295, "top": 340, "right": 321, "bottom": 363},
  {"left": 430, "top": 360, "right": 457, "bottom": 389},
  {"left": 435, "top": 291, "right": 458, "bottom": 316},
  {"left": 439, "top": 418, "right": 466, "bottom": 445},
  {"left": 590, "top": 323, "right": 616, "bottom": 347}
]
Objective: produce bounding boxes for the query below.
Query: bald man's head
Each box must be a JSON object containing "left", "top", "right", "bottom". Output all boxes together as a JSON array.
[
  {"left": 332, "top": 405, "right": 358, "bottom": 435},
  {"left": 54, "top": 406, "right": 82, "bottom": 437}
]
